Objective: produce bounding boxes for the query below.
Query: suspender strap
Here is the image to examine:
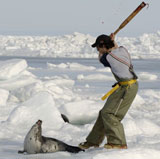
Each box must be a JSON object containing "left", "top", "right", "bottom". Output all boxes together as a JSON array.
[
  {"left": 109, "top": 52, "right": 131, "bottom": 68},
  {"left": 109, "top": 51, "right": 138, "bottom": 79}
]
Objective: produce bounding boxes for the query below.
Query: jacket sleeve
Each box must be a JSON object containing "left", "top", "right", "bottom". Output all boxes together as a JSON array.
[{"left": 99, "top": 53, "right": 111, "bottom": 67}]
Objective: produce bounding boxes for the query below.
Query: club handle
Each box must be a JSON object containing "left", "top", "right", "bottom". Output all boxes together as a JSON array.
[{"left": 114, "top": 2, "right": 147, "bottom": 35}]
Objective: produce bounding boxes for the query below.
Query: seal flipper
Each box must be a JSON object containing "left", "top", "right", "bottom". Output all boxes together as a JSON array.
[
  {"left": 61, "top": 114, "right": 69, "bottom": 123},
  {"left": 64, "top": 144, "right": 84, "bottom": 153},
  {"left": 18, "top": 150, "right": 25, "bottom": 154}
]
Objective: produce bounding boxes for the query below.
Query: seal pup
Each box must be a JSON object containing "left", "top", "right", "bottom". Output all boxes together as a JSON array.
[{"left": 18, "top": 120, "right": 83, "bottom": 154}]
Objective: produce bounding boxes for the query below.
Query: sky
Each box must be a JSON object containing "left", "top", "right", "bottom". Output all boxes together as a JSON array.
[{"left": 0, "top": 0, "right": 159, "bottom": 37}]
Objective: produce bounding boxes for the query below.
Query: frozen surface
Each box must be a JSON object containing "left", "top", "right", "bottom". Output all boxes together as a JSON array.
[
  {"left": 0, "top": 89, "right": 9, "bottom": 106},
  {"left": 0, "top": 38, "right": 160, "bottom": 158},
  {"left": 0, "top": 31, "right": 160, "bottom": 59},
  {"left": 0, "top": 59, "right": 27, "bottom": 80}
]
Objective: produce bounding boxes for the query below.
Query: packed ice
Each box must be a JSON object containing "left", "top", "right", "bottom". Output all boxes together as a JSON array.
[
  {"left": 0, "top": 31, "right": 160, "bottom": 59},
  {"left": 0, "top": 32, "right": 160, "bottom": 159}
]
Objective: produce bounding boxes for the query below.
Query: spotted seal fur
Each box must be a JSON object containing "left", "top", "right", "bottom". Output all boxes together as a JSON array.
[{"left": 18, "top": 120, "right": 83, "bottom": 154}]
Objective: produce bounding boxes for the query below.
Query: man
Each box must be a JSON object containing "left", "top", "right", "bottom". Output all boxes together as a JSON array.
[{"left": 79, "top": 33, "right": 138, "bottom": 149}]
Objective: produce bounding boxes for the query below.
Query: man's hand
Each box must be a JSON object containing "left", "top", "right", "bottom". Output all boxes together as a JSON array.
[{"left": 110, "top": 33, "right": 115, "bottom": 41}]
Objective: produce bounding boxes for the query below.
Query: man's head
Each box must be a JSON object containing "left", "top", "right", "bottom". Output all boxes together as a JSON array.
[{"left": 91, "top": 34, "right": 115, "bottom": 54}]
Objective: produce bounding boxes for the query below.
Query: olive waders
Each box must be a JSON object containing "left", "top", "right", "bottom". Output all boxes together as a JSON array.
[{"left": 86, "top": 81, "right": 138, "bottom": 146}]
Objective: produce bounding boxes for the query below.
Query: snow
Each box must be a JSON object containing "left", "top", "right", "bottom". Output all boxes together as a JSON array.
[
  {"left": 139, "top": 72, "right": 158, "bottom": 81},
  {"left": 0, "top": 31, "right": 160, "bottom": 59},
  {"left": 0, "top": 59, "right": 37, "bottom": 90},
  {"left": 7, "top": 92, "right": 63, "bottom": 129},
  {"left": 0, "top": 89, "right": 9, "bottom": 106},
  {"left": 47, "top": 62, "right": 96, "bottom": 70},
  {"left": 0, "top": 32, "right": 160, "bottom": 159},
  {"left": 77, "top": 74, "right": 114, "bottom": 81},
  {"left": 0, "top": 59, "right": 27, "bottom": 80},
  {"left": 60, "top": 100, "right": 101, "bottom": 125}
]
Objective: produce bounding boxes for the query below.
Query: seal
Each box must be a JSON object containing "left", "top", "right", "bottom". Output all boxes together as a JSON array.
[{"left": 18, "top": 120, "right": 83, "bottom": 154}]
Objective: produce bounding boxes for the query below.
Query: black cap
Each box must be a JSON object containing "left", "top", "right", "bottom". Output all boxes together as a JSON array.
[{"left": 91, "top": 34, "right": 111, "bottom": 48}]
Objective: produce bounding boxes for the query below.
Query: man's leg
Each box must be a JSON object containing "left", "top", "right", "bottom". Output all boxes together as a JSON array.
[
  {"left": 101, "top": 110, "right": 127, "bottom": 145},
  {"left": 86, "top": 111, "right": 105, "bottom": 145},
  {"left": 116, "top": 83, "right": 138, "bottom": 121},
  {"left": 100, "top": 87, "right": 127, "bottom": 145},
  {"left": 86, "top": 86, "right": 125, "bottom": 145},
  {"left": 102, "top": 83, "right": 138, "bottom": 146},
  {"left": 81, "top": 82, "right": 138, "bottom": 148}
]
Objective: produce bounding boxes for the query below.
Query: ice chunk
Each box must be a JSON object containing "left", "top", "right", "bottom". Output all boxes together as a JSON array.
[
  {"left": 0, "top": 59, "right": 27, "bottom": 80},
  {"left": 7, "top": 92, "right": 63, "bottom": 129},
  {"left": 60, "top": 100, "right": 101, "bottom": 125},
  {"left": 0, "top": 89, "right": 9, "bottom": 106},
  {"left": 139, "top": 72, "right": 158, "bottom": 81}
]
